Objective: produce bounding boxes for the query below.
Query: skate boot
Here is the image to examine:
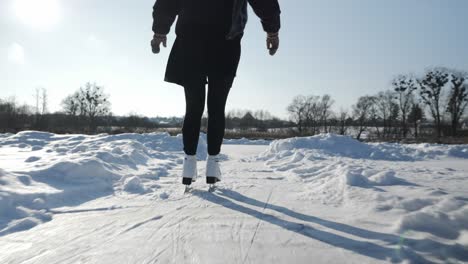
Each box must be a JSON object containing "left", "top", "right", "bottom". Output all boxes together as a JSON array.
[
  {"left": 206, "top": 154, "right": 222, "bottom": 185},
  {"left": 182, "top": 154, "right": 197, "bottom": 186}
]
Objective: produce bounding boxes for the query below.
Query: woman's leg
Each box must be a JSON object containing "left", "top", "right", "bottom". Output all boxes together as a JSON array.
[
  {"left": 182, "top": 79, "right": 206, "bottom": 155},
  {"left": 207, "top": 77, "right": 232, "bottom": 156}
]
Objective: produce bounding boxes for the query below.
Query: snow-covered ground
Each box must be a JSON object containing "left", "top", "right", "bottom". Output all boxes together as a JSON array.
[{"left": 0, "top": 131, "right": 467, "bottom": 263}]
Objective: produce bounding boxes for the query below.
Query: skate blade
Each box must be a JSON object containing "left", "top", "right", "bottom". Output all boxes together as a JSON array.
[
  {"left": 184, "top": 186, "right": 193, "bottom": 194},
  {"left": 208, "top": 184, "right": 217, "bottom": 192}
]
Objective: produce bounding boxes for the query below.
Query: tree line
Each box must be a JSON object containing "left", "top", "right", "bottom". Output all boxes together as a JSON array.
[
  {"left": 1, "top": 83, "right": 156, "bottom": 134},
  {"left": 287, "top": 67, "right": 468, "bottom": 140},
  {"left": 2, "top": 67, "right": 467, "bottom": 141},
  {"left": 0, "top": 82, "right": 291, "bottom": 135}
]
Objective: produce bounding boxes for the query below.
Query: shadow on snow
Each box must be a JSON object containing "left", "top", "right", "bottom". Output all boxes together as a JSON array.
[{"left": 194, "top": 188, "right": 467, "bottom": 264}]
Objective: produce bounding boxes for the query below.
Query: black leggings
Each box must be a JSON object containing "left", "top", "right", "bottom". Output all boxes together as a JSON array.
[{"left": 182, "top": 77, "right": 232, "bottom": 156}]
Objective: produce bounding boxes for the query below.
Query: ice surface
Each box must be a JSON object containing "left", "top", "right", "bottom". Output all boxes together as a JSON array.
[{"left": 0, "top": 132, "right": 467, "bottom": 263}]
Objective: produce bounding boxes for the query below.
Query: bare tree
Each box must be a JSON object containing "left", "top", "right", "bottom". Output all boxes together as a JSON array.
[
  {"left": 446, "top": 71, "right": 468, "bottom": 136},
  {"left": 0, "top": 97, "right": 34, "bottom": 132},
  {"left": 353, "top": 96, "right": 375, "bottom": 140},
  {"left": 263, "top": 111, "right": 272, "bottom": 121},
  {"left": 252, "top": 109, "right": 270, "bottom": 131},
  {"left": 408, "top": 103, "right": 424, "bottom": 138},
  {"left": 254, "top": 110, "right": 265, "bottom": 121},
  {"left": 337, "top": 108, "right": 349, "bottom": 135},
  {"left": 287, "top": 95, "right": 308, "bottom": 135},
  {"left": 34, "top": 88, "right": 40, "bottom": 116},
  {"left": 82, "top": 83, "right": 110, "bottom": 121},
  {"left": 41, "top": 88, "right": 48, "bottom": 115},
  {"left": 418, "top": 68, "right": 450, "bottom": 138},
  {"left": 61, "top": 92, "right": 80, "bottom": 116},
  {"left": 61, "top": 82, "right": 111, "bottom": 132},
  {"left": 34, "top": 87, "right": 48, "bottom": 115},
  {"left": 393, "top": 75, "right": 417, "bottom": 137},
  {"left": 304, "top": 95, "right": 320, "bottom": 134},
  {"left": 374, "top": 91, "right": 399, "bottom": 138},
  {"left": 319, "top": 94, "right": 334, "bottom": 133},
  {"left": 0, "top": 97, "right": 16, "bottom": 131}
]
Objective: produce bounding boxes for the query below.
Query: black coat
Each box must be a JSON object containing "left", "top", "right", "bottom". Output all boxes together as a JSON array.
[
  {"left": 152, "top": 0, "right": 281, "bottom": 87},
  {"left": 152, "top": 0, "right": 281, "bottom": 40}
]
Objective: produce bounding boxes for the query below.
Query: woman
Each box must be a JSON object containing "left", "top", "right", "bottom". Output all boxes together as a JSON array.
[{"left": 151, "top": 0, "right": 281, "bottom": 186}]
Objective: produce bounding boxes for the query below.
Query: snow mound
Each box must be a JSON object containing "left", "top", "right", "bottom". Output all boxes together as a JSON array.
[
  {"left": 369, "top": 171, "right": 407, "bottom": 186},
  {"left": 398, "top": 198, "right": 435, "bottom": 212},
  {"left": 0, "top": 131, "right": 208, "bottom": 160},
  {"left": 396, "top": 206, "right": 468, "bottom": 239},
  {"left": 32, "top": 159, "right": 118, "bottom": 185},
  {"left": 339, "top": 167, "right": 411, "bottom": 188},
  {"left": 0, "top": 207, "right": 52, "bottom": 236},
  {"left": 341, "top": 168, "right": 371, "bottom": 187},
  {"left": 159, "top": 192, "right": 170, "bottom": 200},
  {"left": 0, "top": 131, "right": 209, "bottom": 235},
  {"left": 0, "top": 175, "right": 55, "bottom": 236},
  {"left": 258, "top": 133, "right": 468, "bottom": 161},
  {"left": 123, "top": 177, "right": 146, "bottom": 194}
]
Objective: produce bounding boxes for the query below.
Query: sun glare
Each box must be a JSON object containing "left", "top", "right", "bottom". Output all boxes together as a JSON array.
[{"left": 13, "top": 0, "right": 61, "bottom": 30}]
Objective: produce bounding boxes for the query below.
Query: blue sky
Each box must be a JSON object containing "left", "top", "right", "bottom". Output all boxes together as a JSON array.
[{"left": 1, "top": 0, "right": 467, "bottom": 119}]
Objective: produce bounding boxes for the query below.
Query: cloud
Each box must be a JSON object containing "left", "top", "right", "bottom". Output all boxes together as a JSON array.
[{"left": 8, "top": 42, "right": 25, "bottom": 65}]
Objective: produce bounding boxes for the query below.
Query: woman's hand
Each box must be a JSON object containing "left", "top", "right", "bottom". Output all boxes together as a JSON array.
[
  {"left": 151, "top": 34, "right": 167, "bottom": 54},
  {"left": 266, "top": 32, "right": 279, "bottom": 56}
]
